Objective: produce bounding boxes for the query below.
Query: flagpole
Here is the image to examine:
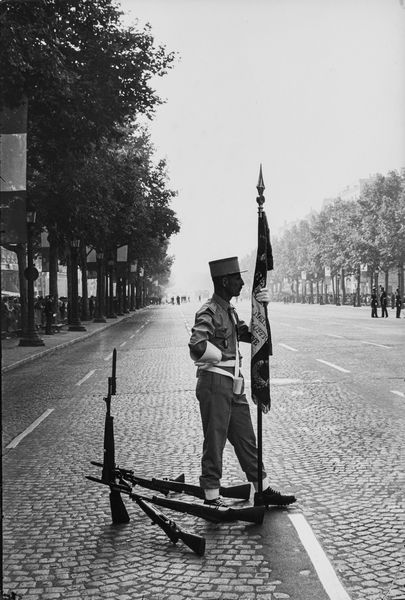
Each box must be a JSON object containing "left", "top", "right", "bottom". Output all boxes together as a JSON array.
[{"left": 256, "top": 166, "right": 265, "bottom": 497}]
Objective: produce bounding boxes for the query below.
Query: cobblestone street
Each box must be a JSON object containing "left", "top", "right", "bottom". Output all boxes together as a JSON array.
[{"left": 2, "top": 304, "right": 404, "bottom": 600}]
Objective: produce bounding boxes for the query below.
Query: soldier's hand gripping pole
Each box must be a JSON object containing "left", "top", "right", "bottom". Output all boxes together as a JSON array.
[{"left": 86, "top": 477, "right": 205, "bottom": 555}]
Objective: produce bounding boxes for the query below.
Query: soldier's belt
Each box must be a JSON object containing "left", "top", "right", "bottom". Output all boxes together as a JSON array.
[{"left": 197, "top": 359, "right": 239, "bottom": 380}]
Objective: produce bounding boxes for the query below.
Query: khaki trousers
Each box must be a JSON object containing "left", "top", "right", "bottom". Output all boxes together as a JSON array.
[{"left": 196, "top": 370, "right": 267, "bottom": 490}]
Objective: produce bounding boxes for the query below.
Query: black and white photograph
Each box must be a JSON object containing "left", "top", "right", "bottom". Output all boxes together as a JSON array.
[{"left": 1, "top": 1, "right": 404, "bottom": 599}]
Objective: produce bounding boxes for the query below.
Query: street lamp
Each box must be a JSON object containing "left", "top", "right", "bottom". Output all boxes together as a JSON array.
[
  {"left": 94, "top": 251, "right": 106, "bottom": 323},
  {"left": 68, "top": 239, "right": 86, "bottom": 331},
  {"left": 19, "top": 210, "right": 45, "bottom": 346}
]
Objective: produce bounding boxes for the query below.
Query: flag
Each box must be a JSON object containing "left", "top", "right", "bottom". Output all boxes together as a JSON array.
[{"left": 251, "top": 204, "right": 273, "bottom": 414}]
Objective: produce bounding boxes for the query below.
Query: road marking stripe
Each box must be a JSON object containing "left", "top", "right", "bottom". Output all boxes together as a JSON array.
[
  {"left": 278, "top": 343, "right": 298, "bottom": 352},
  {"left": 76, "top": 369, "right": 96, "bottom": 386},
  {"left": 326, "top": 334, "right": 344, "bottom": 339},
  {"left": 244, "top": 378, "right": 302, "bottom": 385},
  {"left": 104, "top": 352, "right": 113, "bottom": 362},
  {"left": 130, "top": 334, "right": 135, "bottom": 339},
  {"left": 6, "top": 409, "right": 55, "bottom": 449},
  {"left": 288, "top": 513, "right": 352, "bottom": 600},
  {"left": 316, "top": 359, "right": 350, "bottom": 373},
  {"left": 120, "top": 341, "right": 127, "bottom": 347},
  {"left": 391, "top": 390, "right": 405, "bottom": 398},
  {"left": 296, "top": 326, "right": 310, "bottom": 331},
  {"left": 361, "top": 341, "right": 391, "bottom": 349}
]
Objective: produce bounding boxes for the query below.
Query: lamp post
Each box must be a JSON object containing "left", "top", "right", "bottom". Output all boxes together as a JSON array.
[
  {"left": 68, "top": 239, "right": 86, "bottom": 331},
  {"left": 19, "top": 210, "right": 45, "bottom": 346},
  {"left": 94, "top": 251, "right": 106, "bottom": 323}
]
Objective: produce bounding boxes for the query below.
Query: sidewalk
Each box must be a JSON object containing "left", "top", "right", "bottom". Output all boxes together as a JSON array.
[{"left": 1, "top": 312, "right": 136, "bottom": 373}]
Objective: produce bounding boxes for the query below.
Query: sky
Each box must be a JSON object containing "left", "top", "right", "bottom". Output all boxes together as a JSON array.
[{"left": 118, "top": 0, "right": 405, "bottom": 293}]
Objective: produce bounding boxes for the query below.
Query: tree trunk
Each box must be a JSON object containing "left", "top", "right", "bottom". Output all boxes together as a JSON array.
[
  {"left": 357, "top": 266, "right": 361, "bottom": 307},
  {"left": 15, "top": 243, "right": 28, "bottom": 333},
  {"left": 341, "top": 268, "right": 346, "bottom": 305},
  {"left": 48, "top": 229, "right": 59, "bottom": 323},
  {"left": 67, "top": 250, "right": 72, "bottom": 324},
  {"left": 80, "top": 243, "right": 89, "bottom": 321}
]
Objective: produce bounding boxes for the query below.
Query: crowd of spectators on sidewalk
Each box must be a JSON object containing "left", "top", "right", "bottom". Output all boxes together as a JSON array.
[
  {"left": 1, "top": 296, "right": 22, "bottom": 336},
  {"left": 1, "top": 295, "right": 96, "bottom": 337}
]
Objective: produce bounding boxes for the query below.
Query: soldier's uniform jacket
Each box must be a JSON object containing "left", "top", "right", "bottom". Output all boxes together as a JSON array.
[{"left": 189, "top": 294, "right": 251, "bottom": 375}]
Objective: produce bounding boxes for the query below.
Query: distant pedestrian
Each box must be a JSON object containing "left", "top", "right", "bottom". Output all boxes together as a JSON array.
[
  {"left": 60, "top": 299, "right": 66, "bottom": 321},
  {"left": 1, "top": 298, "right": 12, "bottom": 333},
  {"left": 395, "top": 288, "right": 402, "bottom": 319},
  {"left": 44, "top": 295, "right": 54, "bottom": 334},
  {"left": 176, "top": 295, "right": 180, "bottom": 305},
  {"left": 391, "top": 292, "right": 395, "bottom": 310},
  {"left": 380, "top": 287, "right": 388, "bottom": 318},
  {"left": 89, "top": 296, "right": 95, "bottom": 318},
  {"left": 371, "top": 288, "right": 378, "bottom": 318}
]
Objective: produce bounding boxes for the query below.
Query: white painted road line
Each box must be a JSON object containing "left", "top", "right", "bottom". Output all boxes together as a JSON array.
[
  {"left": 130, "top": 334, "right": 135, "bottom": 339},
  {"left": 76, "top": 369, "right": 96, "bottom": 386},
  {"left": 316, "top": 359, "right": 351, "bottom": 373},
  {"left": 391, "top": 390, "right": 405, "bottom": 398},
  {"left": 326, "top": 334, "right": 344, "bottom": 339},
  {"left": 120, "top": 341, "right": 127, "bottom": 347},
  {"left": 278, "top": 343, "right": 298, "bottom": 352},
  {"left": 296, "top": 326, "right": 310, "bottom": 331},
  {"left": 244, "top": 378, "right": 302, "bottom": 385},
  {"left": 6, "top": 409, "right": 55, "bottom": 449},
  {"left": 104, "top": 352, "right": 113, "bottom": 362},
  {"left": 288, "top": 513, "right": 352, "bottom": 600},
  {"left": 361, "top": 341, "right": 391, "bottom": 349}
]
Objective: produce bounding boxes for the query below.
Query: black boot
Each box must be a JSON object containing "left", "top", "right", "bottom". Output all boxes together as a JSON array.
[{"left": 254, "top": 486, "right": 296, "bottom": 507}]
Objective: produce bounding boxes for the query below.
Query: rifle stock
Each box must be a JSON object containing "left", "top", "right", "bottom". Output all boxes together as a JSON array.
[
  {"left": 149, "top": 494, "right": 265, "bottom": 525},
  {"left": 86, "top": 476, "right": 205, "bottom": 555},
  {"left": 135, "top": 496, "right": 205, "bottom": 556}
]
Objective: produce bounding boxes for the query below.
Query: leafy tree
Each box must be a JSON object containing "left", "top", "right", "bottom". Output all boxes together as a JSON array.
[{"left": 1, "top": 0, "right": 179, "bottom": 315}]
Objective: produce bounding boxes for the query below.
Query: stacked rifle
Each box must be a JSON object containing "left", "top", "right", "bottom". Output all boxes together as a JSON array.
[{"left": 86, "top": 349, "right": 265, "bottom": 556}]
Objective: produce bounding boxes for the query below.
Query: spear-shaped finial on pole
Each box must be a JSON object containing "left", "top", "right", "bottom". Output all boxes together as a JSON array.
[{"left": 256, "top": 164, "right": 265, "bottom": 208}]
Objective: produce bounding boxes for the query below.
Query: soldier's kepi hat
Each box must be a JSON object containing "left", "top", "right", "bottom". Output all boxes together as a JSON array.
[{"left": 209, "top": 256, "right": 247, "bottom": 278}]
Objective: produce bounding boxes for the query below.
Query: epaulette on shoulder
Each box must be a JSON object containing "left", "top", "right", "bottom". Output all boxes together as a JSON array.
[{"left": 197, "top": 299, "right": 217, "bottom": 316}]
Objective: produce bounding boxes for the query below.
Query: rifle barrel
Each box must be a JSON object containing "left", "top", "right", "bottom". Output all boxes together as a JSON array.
[
  {"left": 152, "top": 477, "right": 251, "bottom": 501},
  {"left": 86, "top": 476, "right": 264, "bottom": 524}
]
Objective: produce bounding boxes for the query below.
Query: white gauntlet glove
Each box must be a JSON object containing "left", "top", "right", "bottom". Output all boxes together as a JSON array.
[{"left": 255, "top": 287, "right": 270, "bottom": 303}]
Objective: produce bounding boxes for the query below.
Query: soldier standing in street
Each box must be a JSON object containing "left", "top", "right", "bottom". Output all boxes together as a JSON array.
[
  {"left": 371, "top": 288, "right": 378, "bottom": 318},
  {"left": 395, "top": 288, "right": 402, "bottom": 318},
  {"left": 189, "top": 256, "right": 296, "bottom": 508},
  {"left": 380, "top": 286, "right": 388, "bottom": 318}
]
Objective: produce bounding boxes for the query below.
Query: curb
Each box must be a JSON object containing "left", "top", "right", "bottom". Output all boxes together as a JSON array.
[{"left": 1, "top": 312, "right": 136, "bottom": 374}]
